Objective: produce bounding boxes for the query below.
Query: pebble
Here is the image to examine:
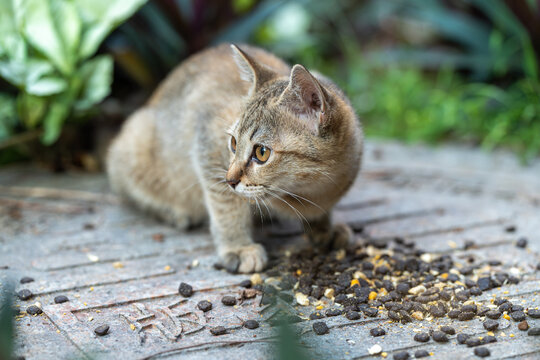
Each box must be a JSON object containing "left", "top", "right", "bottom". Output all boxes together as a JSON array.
[
  {"left": 26, "top": 305, "right": 42, "bottom": 315},
  {"left": 483, "top": 320, "right": 499, "bottom": 331},
  {"left": 393, "top": 351, "right": 409, "bottom": 360},
  {"left": 210, "top": 326, "right": 227, "bottom": 336},
  {"left": 54, "top": 295, "right": 69, "bottom": 304},
  {"left": 94, "top": 325, "right": 109, "bottom": 336},
  {"left": 485, "top": 310, "right": 501, "bottom": 319},
  {"left": 370, "top": 328, "right": 386, "bottom": 337},
  {"left": 516, "top": 237, "right": 528, "bottom": 248},
  {"left": 413, "top": 332, "right": 430, "bottom": 342},
  {"left": 458, "top": 312, "right": 476, "bottom": 321},
  {"left": 432, "top": 330, "right": 449, "bottom": 343},
  {"left": 518, "top": 320, "right": 529, "bottom": 331},
  {"left": 414, "top": 350, "right": 429, "bottom": 358},
  {"left": 244, "top": 320, "right": 259, "bottom": 329},
  {"left": 345, "top": 311, "right": 361, "bottom": 320},
  {"left": 440, "top": 325, "right": 455, "bottom": 335},
  {"left": 527, "top": 309, "right": 540, "bottom": 318},
  {"left": 313, "top": 321, "right": 329, "bottom": 335},
  {"left": 511, "top": 311, "right": 526, "bottom": 322},
  {"left": 20, "top": 277, "right": 34, "bottom": 284},
  {"left": 457, "top": 333, "right": 470, "bottom": 344},
  {"left": 368, "top": 344, "right": 382, "bottom": 355},
  {"left": 528, "top": 327, "right": 540, "bottom": 336},
  {"left": 178, "top": 282, "right": 193, "bottom": 297},
  {"left": 17, "top": 289, "right": 33, "bottom": 301},
  {"left": 474, "top": 347, "right": 490, "bottom": 357},
  {"left": 197, "top": 300, "right": 212, "bottom": 312},
  {"left": 221, "top": 295, "right": 237, "bottom": 306}
]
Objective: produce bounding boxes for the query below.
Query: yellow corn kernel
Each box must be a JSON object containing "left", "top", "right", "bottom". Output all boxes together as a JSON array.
[{"left": 369, "top": 291, "right": 377, "bottom": 300}]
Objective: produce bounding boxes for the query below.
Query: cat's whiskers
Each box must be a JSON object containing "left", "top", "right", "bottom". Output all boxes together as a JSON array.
[
  {"left": 264, "top": 188, "right": 311, "bottom": 232},
  {"left": 270, "top": 185, "right": 326, "bottom": 214}
]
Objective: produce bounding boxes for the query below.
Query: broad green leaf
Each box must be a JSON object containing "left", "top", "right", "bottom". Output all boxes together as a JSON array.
[
  {"left": 52, "top": 0, "right": 82, "bottom": 60},
  {"left": 42, "top": 99, "right": 70, "bottom": 144},
  {"left": 26, "top": 77, "right": 67, "bottom": 96},
  {"left": 76, "top": 0, "right": 148, "bottom": 60},
  {"left": 0, "top": 60, "right": 27, "bottom": 87},
  {"left": 22, "top": 0, "right": 71, "bottom": 74},
  {"left": 75, "top": 55, "right": 113, "bottom": 112},
  {"left": 17, "top": 92, "right": 48, "bottom": 128},
  {"left": 24, "top": 60, "right": 56, "bottom": 85}
]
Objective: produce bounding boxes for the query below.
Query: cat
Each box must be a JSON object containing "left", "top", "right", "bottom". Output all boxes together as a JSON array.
[{"left": 107, "top": 44, "right": 363, "bottom": 273}]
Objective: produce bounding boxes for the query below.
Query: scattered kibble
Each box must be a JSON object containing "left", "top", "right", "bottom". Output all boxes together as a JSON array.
[
  {"left": 210, "top": 326, "right": 227, "bottom": 336},
  {"left": 432, "top": 331, "right": 449, "bottom": 343},
  {"left": 54, "top": 295, "right": 69, "bottom": 304},
  {"left": 370, "top": 328, "right": 386, "bottom": 337},
  {"left": 178, "top": 282, "right": 193, "bottom": 297},
  {"left": 483, "top": 320, "right": 499, "bottom": 331},
  {"left": 528, "top": 327, "right": 540, "bottom": 336},
  {"left": 515, "top": 238, "right": 528, "bottom": 248},
  {"left": 414, "top": 350, "right": 429, "bottom": 358},
  {"left": 393, "top": 351, "right": 409, "bottom": 360},
  {"left": 94, "top": 325, "right": 109, "bottom": 336},
  {"left": 239, "top": 280, "right": 252, "bottom": 288},
  {"left": 474, "top": 347, "right": 490, "bottom": 357},
  {"left": 244, "top": 320, "right": 259, "bottom": 329},
  {"left": 17, "top": 289, "right": 33, "bottom": 301},
  {"left": 26, "top": 305, "right": 42, "bottom": 316},
  {"left": 221, "top": 295, "right": 237, "bottom": 306},
  {"left": 440, "top": 325, "right": 455, "bottom": 335},
  {"left": 413, "top": 332, "right": 430, "bottom": 343},
  {"left": 312, "top": 321, "right": 329, "bottom": 335},
  {"left": 197, "top": 300, "right": 212, "bottom": 312},
  {"left": 20, "top": 277, "right": 34, "bottom": 284}
]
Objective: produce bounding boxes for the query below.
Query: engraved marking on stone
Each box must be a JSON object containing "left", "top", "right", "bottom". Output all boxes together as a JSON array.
[{"left": 119, "top": 300, "right": 205, "bottom": 343}]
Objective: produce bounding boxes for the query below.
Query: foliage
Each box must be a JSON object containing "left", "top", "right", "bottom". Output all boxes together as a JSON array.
[
  {"left": 255, "top": 0, "right": 540, "bottom": 161},
  {"left": 0, "top": 0, "right": 147, "bottom": 145}
]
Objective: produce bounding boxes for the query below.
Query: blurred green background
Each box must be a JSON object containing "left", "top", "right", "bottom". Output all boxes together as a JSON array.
[{"left": 1, "top": 0, "right": 539, "bottom": 170}]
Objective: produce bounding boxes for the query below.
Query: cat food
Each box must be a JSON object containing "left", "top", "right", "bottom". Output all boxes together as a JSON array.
[
  {"left": 527, "top": 309, "right": 540, "bottom": 318},
  {"left": 345, "top": 311, "right": 360, "bottom": 320},
  {"left": 528, "top": 327, "right": 540, "bottom": 336},
  {"left": 431, "top": 331, "right": 449, "bottom": 343},
  {"left": 370, "top": 328, "right": 386, "bottom": 337},
  {"left": 511, "top": 311, "right": 526, "bottom": 321},
  {"left": 239, "top": 279, "right": 252, "bottom": 288},
  {"left": 20, "top": 277, "right": 34, "bottom": 284},
  {"left": 94, "top": 325, "right": 109, "bottom": 336},
  {"left": 414, "top": 350, "right": 429, "bottom": 358},
  {"left": 243, "top": 320, "right": 259, "bottom": 329},
  {"left": 483, "top": 320, "right": 499, "bottom": 331},
  {"left": 393, "top": 351, "right": 409, "bottom": 360},
  {"left": 54, "top": 295, "right": 69, "bottom": 304},
  {"left": 312, "top": 321, "right": 329, "bottom": 335},
  {"left": 26, "top": 305, "right": 42, "bottom": 315},
  {"left": 516, "top": 237, "right": 528, "bottom": 248},
  {"left": 221, "top": 295, "right": 237, "bottom": 306},
  {"left": 413, "top": 332, "right": 430, "bottom": 342},
  {"left": 473, "top": 347, "right": 490, "bottom": 357},
  {"left": 17, "top": 289, "right": 33, "bottom": 301},
  {"left": 440, "top": 326, "right": 455, "bottom": 335},
  {"left": 178, "top": 282, "right": 193, "bottom": 297},
  {"left": 210, "top": 326, "right": 227, "bottom": 336},
  {"left": 197, "top": 300, "right": 212, "bottom": 312}
]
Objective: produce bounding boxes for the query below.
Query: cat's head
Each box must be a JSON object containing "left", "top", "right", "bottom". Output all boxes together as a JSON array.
[{"left": 225, "top": 45, "right": 362, "bottom": 214}]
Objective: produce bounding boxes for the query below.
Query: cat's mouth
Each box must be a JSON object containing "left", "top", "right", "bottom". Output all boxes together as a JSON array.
[{"left": 233, "top": 183, "right": 267, "bottom": 198}]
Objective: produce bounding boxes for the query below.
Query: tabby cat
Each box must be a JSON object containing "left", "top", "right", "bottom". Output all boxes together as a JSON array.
[{"left": 107, "top": 44, "right": 363, "bottom": 273}]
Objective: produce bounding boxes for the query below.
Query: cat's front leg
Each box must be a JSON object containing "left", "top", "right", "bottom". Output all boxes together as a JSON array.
[
  {"left": 306, "top": 213, "right": 353, "bottom": 250},
  {"left": 205, "top": 189, "right": 267, "bottom": 273}
]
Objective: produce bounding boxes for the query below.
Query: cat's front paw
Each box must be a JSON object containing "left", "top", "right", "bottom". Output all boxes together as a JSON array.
[
  {"left": 220, "top": 244, "right": 267, "bottom": 273},
  {"left": 331, "top": 223, "right": 353, "bottom": 249}
]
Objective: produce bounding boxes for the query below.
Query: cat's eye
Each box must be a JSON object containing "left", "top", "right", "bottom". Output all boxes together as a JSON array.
[
  {"left": 253, "top": 145, "right": 271, "bottom": 163},
  {"left": 230, "top": 136, "right": 237, "bottom": 153}
]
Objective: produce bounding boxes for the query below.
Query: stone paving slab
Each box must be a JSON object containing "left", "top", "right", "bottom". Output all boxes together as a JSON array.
[{"left": 1, "top": 140, "right": 539, "bottom": 360}]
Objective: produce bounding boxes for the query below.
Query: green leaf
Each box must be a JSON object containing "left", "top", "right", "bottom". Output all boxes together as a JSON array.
[
  {"left": 26, "top": 77, "right": 67, "bottom": 96},
  {"left": 52, "top": 0, "right": 82, "bottom": 60},
  {"left": 76, "top": 0, "right": 148, "bottom": 60},
  {"left": 42, "top": 99, "right": 70, "bottom": 144},
  {"left": 17, "top": 93, "right": 48, "bottom": 129},
  {"left": 75, "top": 55, "right": 113, "bottom": 112},
  {"left": 21, "top": 0, "right": 72, "bottom": 74}
]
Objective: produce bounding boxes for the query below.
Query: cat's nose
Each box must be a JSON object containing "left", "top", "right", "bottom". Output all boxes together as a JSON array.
[{"left": 227, "top": 178, "right": 240, "bottom": 189}]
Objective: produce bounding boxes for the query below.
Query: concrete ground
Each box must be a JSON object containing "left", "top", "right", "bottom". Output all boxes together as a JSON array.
[{"left": 0, "top": 140, "right": 539, "bottom": 359}]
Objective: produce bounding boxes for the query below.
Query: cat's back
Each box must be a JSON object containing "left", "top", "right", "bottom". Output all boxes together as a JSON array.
[{"left": 148, "top": 43, "right": 290, "bottom": 107}]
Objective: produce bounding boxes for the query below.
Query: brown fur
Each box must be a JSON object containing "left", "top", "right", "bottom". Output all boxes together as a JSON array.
[{"left": 107, "top": 44, "right": 363, "bottom": 273}]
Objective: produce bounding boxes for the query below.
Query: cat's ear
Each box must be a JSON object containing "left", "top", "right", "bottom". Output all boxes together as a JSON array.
[
  {"left": 231, "top": 44, "right": 276, "bottom": 95},
  {"left": 279, "top": 64, "right": 327, "bottom": 135}
]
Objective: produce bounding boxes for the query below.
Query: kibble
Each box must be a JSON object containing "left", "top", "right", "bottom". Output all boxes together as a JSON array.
[
  {"left": 511, "top": 311, "right": 526, "bottom": 322},
  {"left": 432, "top": 330, "right": 449, "bottom": 343},
  {"left": 413, "top": 332, "right": 430, "bottom": 342},
  {"left": 474, "top": 347, "right": 490, "bottom": 357},
  {"left": 440, "top": 325, "right": 455, "bottom": 335},
  {"left": 345, "top": 311, "right": 361, "bottom": 320},
  {"left": 516, "top": 238, "right": 528, "bottom": 248},
  {"left": 483, "top": 320, "right": 499, "bottom": 331},
  {"left": 414, "top": 350, "right": 429, "bottom": 358},
  {"left": 178, "top": 282, "right": 193, "bottom": 297},
  {"left": 94, "top": 325, "right": 109, "bottom": 336},
  {"left": 26, "top": 305, "right": 42, "bottom": 315},
  {"left": 20, "top": 277, "right": 34, "bottom": 284},
  {"left": 457, "top": 333, "right": 470, "bottom": 344},
  {"left": 485, "top": 310, "right": 501, "bottom": 319},
  {"left": 17, "top": 289, "right": 33, "bottom": 301},
  {"left": 458, "top": 312, "right": 476, "bottom": 321},
  {"left": 239, "top": 279, "right": 252, "bottom": 288},
  {"left": 313, "top": 321, "right": 329, "bottom": 335},
  {"left": 393, "top": 351, "right": 409, "bottom": 360},
  {"left": 325, "top": 308, "right": 342, "bottom": 317},
  {"left": 221, "top": 295, "right": 237, "bottom": 306},
  {"left": 466, "top": 337, "right": 482, "bottom": 347},
  {"left": 54, "top": 295, "right": 69, "bottom": 304},
  {"left": 527, "top": 309, "right": 540, "bottom": 318},
  {"left": 210, "top": 326, "right": 227, "bottom": 336},
  {"left": 310, "top": 312, "right": 325, "bottom": 320},
  {"left": 518, "top": 320, "right": 529, "bottom": 331},
  {"left": 528, "top": 327, "right": 540, "bottom": 336},
  {"left": 370, "top": 328, "right": 386, "bottom": 337},
  {"left": 197, "top": 300, "right": 212, "bottom": 312},
  {"left": 244, "top": 320, "right": 259, "bottom": 329}
]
